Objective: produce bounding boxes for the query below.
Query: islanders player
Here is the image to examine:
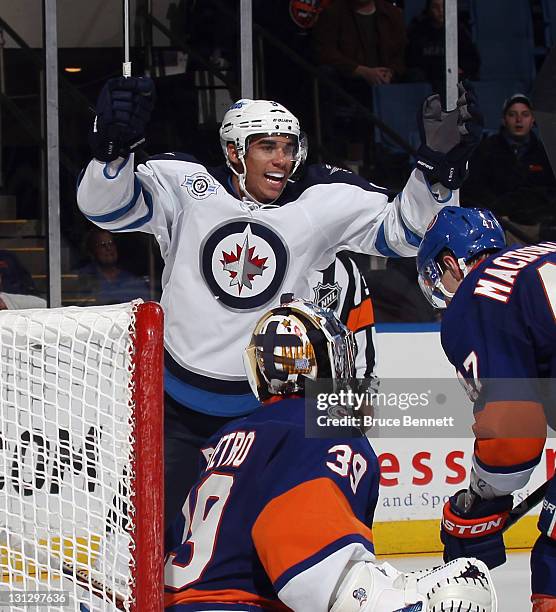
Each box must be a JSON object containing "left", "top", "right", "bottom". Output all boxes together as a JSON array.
[
  {"left": 417, "top": 206, "right": 556, "bottom": 611},
  {"left": 164, "top": 295, "right": 496, "bottom": 611}
]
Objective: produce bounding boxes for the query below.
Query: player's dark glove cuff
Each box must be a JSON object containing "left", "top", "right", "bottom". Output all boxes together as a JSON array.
[
  {"left": 88, "top": 128, "right": 146, "bottom": 163},
  {"left": 416, "top": 80, "right": 484, "bottom": 190},
  {"left": 416, "top": 146, "right": 470, "bottom": 190},
  {"left": 89, "top": 76, "right": 155, "bottom": 162},
  {"left": 441, "top": 528, "right": 506, "bottom": 569},
  {"left": 441, "top": 489, "right": 513, "bottom": 569}
]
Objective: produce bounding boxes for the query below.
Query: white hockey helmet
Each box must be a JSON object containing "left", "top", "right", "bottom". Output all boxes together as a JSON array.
[
  {"left": 219, "top": 99, "right": 307, "bottom": 202},
  {"left": 243, "top": 294, "right": 357, "bottom": 401}
]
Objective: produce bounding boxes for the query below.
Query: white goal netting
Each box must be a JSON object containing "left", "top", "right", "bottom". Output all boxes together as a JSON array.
[{"left": 0, "top": 301, "right": 163, "bottom": 611}]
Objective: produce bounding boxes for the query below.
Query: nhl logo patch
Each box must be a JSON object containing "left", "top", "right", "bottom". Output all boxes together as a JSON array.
[
  {"left": 352, "top": 587, "right": 367, "bottom": 606},
  {"left": 313, "top": 281, "right": 341, "bottom": 311},
  {"left": 181, "top": 172, "right": 219, "bottom": 200}
]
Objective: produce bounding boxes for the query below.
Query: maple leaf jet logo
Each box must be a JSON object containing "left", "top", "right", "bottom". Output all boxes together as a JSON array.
[{"left": 221, "top": 234, "right": 268, "bottom": 294}]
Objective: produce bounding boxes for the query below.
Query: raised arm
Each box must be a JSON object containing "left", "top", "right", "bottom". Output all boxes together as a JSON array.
[
  {"left": 387, "top": 82, "right": 485, "bottom": 248},
  {"left": 77, "top": 77, "right": 156, "bottom": 228},
  {"left": 415, "top": 81, "right": 483, "bottom": 193}
]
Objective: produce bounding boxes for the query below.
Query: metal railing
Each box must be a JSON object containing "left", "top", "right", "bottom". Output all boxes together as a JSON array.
[{"left": 144, "top": 1, "right": 416, "bottom": 159}]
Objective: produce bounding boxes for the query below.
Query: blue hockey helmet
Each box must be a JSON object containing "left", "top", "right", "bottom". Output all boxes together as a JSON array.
[{"left": 417, "top": 206, "right": 506, "bottom": 308}]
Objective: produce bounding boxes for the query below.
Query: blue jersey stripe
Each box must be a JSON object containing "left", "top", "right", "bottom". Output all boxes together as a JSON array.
[
  {"left": 85, "top": 176, "right": 143, "bottom": 224},
  {"left": 111, "top": 186, "right": 155, "bottom": 230},
  {"left": 273, "top": 534, "right": 374, "bottom": 593},
  {"left": 474, "top": 451, "right": 542, "bottom": 475},
  {"left": 401, "top": 218, "right": 422, "bottom": 247},
  {"left": 376, "top": 322, "right": 440, "bottom": 333},
  {"left": 375, "top": 222, "right": 401, "bottom": 257}
]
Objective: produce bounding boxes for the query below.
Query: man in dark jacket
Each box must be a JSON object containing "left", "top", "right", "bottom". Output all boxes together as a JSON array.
[
  {"left": 313, "top": 0, "right": 406, "bottom": 84},
  {"left": 461, "top": 94, "right": 556, "bottom": 234},
  {"left": 406, "top": 0, "right": 480, "bottom": 91},
  {"left": 0, "top": 250, "right": 38, "bottom": 296},
  {"left": 312, "top": 0, "right": 407, "bottom": 167}
]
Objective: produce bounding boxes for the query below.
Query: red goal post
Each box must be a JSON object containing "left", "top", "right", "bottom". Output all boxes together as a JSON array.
[{"left": 0, "top": 300, "right": 164, "bottom": 611}]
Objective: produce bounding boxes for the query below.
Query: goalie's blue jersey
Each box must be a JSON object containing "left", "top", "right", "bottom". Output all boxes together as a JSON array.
[
  {"left": 440, "top": 241, "right": 556, "bottom": 492},
  {"left": 164, "top": 397, "right": 379, "bottom": 611}
]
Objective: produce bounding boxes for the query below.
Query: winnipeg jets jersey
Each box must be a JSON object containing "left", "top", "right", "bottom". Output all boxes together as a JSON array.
[
  {"left": 164, "top": 397, "right": 380, "bottom": 611},
  {"left": 77, "top": 154, "right": 455, "bottom": 415},
  {"left": 441, "top": 242, "right": 556, "bottom": 493},
  {"left": 308, "top": 252, "right": 377, "bottom": 381}
]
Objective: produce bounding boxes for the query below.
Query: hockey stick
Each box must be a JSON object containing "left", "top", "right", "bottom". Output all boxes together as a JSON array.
[
  {"left": 0, "top": 531, "right": 126, "bottom": 610},
  {"left": 443, "top": 0, "right": 458, "bottom": 112},
  {"left": 123, "top": 0, "right": 131, "bottom": 77},
  {"left": 502, "top": 480, "right": 551, "bottom": 533},
  {"left": 61, "top": 558, "right": 126, "bottom": 611},
  {"left": 62, "top": 561, "right": 126, "bottom": 611}
]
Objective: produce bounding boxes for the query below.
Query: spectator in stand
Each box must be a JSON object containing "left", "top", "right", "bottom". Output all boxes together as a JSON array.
[
  {"left": 312, "top": 0, "right": 407, "bottom": 169},
  {"left": 253, "top": 0, "right": 331, "bottom": 133},
  {"left": 406, "top": 0, "right": 480, "bottom": 92},
  {"left": 461, "top": 94, "right": 556, "bottom": 240},
  {"left": 313, "top": 0, "right": 406, "bottom": 85},
  {"left": 77, "top": 228, "right": 151, "bottom": 305},
  {"left": 0, "top": 250, "right": 46, "bottom": 310},
  {"left": 178, "top": 0, "right": 236, "bottom": 72},
  {"left": 0, "top": 250, "right": 39, "bottom": 297}
]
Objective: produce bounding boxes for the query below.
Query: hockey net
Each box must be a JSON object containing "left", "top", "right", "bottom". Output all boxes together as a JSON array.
[{"left": 0, "top": 300, "right": 164, "bottom": 611}]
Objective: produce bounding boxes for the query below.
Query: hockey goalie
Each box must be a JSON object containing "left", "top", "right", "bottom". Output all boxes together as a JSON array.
[{"left": 164, "top": 296, "right": 497, "bottom": 611}]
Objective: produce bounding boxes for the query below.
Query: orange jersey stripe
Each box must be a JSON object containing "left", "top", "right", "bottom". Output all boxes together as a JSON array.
[
  {"left": 164, "top": 587, "right": 290, "bottom": 610},
  {"left": 532, "top": 595, "right": 556, "bottom": 611},
  {"left": 252, "top": 477, "right": 373, "bottom": 584},
  {"left": 346, "top": 297, "right": 374, "bottom": 333},
  {"left": 473, "top": 401, "right": 546, "bottom": 467}
]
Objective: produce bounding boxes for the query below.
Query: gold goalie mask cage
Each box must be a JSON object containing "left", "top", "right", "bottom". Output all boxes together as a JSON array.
[{"left": 243, "top": 295, "right": 357, "bottom": 400}]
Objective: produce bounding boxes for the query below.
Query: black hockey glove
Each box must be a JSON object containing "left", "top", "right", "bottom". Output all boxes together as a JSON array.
[
  {"left": 441, "top": 487, "right": 513, "bottom": 569},
  {"left": 89, "top": 76, "right": 156, "bottom": 162},
  {"left": 416, "top": 81, "right": 483, "bottom": 190}
]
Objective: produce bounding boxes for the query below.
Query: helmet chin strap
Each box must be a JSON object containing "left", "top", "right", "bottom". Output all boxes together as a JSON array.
[
  {"left": 438, "top": 282, "right": 455, "bottom": 302},
  {"left": 457, "top": 257, "right": 470, "bottom": 278},
  {"left": 239, "top": 157, "right": 276, "bottom": 208},
  {"left": 228, "top": 149, "right": 301, "bottom": 209},
  {"left": 227, "top": 156, "right": 277, "bottom": 209},
  {"left": 438, "top": 257, "right": 469, "bottom": 302}
]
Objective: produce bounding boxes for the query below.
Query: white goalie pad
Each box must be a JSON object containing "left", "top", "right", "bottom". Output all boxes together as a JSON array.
[{"left": 330, "top": 557, "right": 497, "bottom": 612}]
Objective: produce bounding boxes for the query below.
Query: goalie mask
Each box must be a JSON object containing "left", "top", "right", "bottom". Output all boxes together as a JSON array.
[
  {"left": 243, "top": 295, "right": 356, "bottom": 401},
  {"left": 219, "top": 99, "right": 307, "bottom": 205}
]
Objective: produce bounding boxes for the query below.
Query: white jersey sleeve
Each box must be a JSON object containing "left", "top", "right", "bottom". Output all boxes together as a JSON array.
[
  {"left": 299, "top": 166, "right": 458, "bottom": 271},
  {"left": 76, "top": 154, "right": 184, "bottom": 260}
]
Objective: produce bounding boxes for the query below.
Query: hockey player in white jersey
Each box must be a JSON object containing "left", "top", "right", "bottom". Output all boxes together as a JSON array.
[{"left": 77, "top": 77, "right": 483, "bottom": 523}]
